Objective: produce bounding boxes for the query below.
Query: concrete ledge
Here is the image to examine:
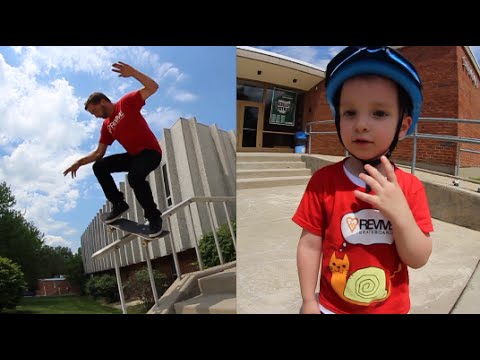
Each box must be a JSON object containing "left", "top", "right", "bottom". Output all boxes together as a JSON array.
[
  {"left": 174, "top": 293, "right": 236, "bottom": 314},
  {"left": 199, "top": 271, "right": 236, "bottom": 295},
  {"left": 425, "top": 182, "right": 480, "bottom": 231},
  {"left": 301, "top": 154, "right": 338, "bottom": 172}
]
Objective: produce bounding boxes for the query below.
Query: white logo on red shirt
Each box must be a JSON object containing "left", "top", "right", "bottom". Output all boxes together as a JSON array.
[
  {"left": 107, "top": 110, "right": 124, "bottom": 134},
  {"left": 341, "top": 209, "right": 393, "bottom": 245}
]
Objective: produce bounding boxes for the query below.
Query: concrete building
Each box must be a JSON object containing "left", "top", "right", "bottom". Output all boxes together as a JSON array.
[
  {"left": 81, "top": 117, "right": 236, "bottom": 281},
  {"left": 236, "top": 46, "right": 480, "bottom": 175}
]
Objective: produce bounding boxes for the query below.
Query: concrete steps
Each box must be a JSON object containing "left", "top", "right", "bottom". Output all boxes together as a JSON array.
[
  {"left": 174, "top": 269, "right": 236, "bottom": 314},
  {"left": 237, "top": 153, "right": 311, "bottom": 189}
]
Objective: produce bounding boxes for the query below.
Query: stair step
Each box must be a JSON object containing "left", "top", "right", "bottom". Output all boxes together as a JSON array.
[
  {"left": 174, "top": 293, "right": 236, "bottom": 314},
  {"left": 237, "top": 161, "right": 306, "bottom": 170},
  {"left": 237, "top": 176, "right": 311, "bottom": 189},
  {"left": 237, "top": 168, "right": 311, "bottom": 179},
  {"left": 198, "top": 271, "right": 236, "bottom": 295},
  {"left": 237, "top": 153, "right": 304, "bottom": 162}
]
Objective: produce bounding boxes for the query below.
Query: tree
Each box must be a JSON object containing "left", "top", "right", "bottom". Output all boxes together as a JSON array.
[
  {"left": 85, "top": 274, "right": 119, "bottom": 303},
  {"left": 0, "top": 256, "right": 26, "bottom": 312},
  {"left": 0, "top": 182, "right": 44, "bottom": 290},
  {"left": 124, "top": 269, "right": 169, "bottom": 309},
  {"left": 38, "top": 246, "right": 74, "bottom": 279},
  {"left": 64, "top": 248, "right": 88, "bottom": 294}
]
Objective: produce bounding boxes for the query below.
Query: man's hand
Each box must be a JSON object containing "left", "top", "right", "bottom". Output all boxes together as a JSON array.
[
  {"left": 63, "top": 161, "right": 81, "bottom": 179},
  {"left": 112, "top": 61, "right": 158, "bottom": 101},
  {"left": 112, "top": 61, "right": 136, "bottom": 78},
  {"left": 353, "top": 156, "right": 412, "bottom": 225}
]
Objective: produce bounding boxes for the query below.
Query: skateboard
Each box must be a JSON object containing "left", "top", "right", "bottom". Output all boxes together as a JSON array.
[{"left": 100, "top": 213, "right": 169, "bottom": 240}]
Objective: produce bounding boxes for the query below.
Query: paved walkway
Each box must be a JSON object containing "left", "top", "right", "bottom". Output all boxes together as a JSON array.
[{"left": 237, "top": 182, "right": 480, "bottom": 314}]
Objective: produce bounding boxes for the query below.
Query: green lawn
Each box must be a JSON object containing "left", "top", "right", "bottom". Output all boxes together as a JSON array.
[{"left": 4, "top": 296, "right": 123, "bottom": 314}]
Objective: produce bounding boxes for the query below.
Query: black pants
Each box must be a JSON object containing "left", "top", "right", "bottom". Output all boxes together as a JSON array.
[{"left": 93, "top": 149, "right": 162, "bottom": 220}]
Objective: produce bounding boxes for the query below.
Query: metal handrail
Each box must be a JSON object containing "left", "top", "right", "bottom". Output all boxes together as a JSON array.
[
  {"left": 161, "top": 195, "right": 236, "bottom": 278},
  {"left": 305, "top": 117, "right": 480, "bottom": 176},
  {"left": 90, "top": 195, "right": 236, "bottom": 314}
]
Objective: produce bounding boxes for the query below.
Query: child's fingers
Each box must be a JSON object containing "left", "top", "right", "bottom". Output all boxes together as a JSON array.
[
  {"left": 363, "top": 164, "right": 388, "bottom": 187},
  {"left": 381, "top": 156, "right": 397, "bottom": 183},
  {"left": 358, "top": 172, "right": 381, "bottom": 194}
]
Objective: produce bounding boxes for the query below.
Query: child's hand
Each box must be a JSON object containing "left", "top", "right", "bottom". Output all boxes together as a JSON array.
[{"left": 353, "top": 156, "right": 412, "bottom": 226}]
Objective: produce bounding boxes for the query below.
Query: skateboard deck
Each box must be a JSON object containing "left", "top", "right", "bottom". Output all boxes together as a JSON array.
[{"left": 100, "top": 213, "right": 169, "bottom": 240}]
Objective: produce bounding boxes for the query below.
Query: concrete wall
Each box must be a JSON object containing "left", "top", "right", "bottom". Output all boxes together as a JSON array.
[{"left": 82, "top": 118, "right": 236, "bottom": 274}]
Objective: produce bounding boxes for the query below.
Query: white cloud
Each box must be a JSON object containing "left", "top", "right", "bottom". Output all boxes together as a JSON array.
[
  {"left": 43, "top": 235, "right": 73, "bottom": 249},
  {"left": 0, "top": 51, "right": 98, "bottom": 247},
  {"left": 12, "top": 46, "right": 126, "bottom": 76},
  {"left": 0, "top": 46, "right": 195, "bottom": 251},
  {"left": 171, "top": 89, "right": 198, "bottom": 102},
  {"left": 146, "top": 106, "right": 189, "bottom": 131},
  {"left": 156, "top": 62, "right": 186, "bottom": 82},
  {"left": 268, "top": 46, "right": 319, "bottom": 64}
]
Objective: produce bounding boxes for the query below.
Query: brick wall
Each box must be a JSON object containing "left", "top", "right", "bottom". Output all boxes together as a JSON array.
[
  {"left": 302, "top": 46, "right": 480, "bottom": 173},
  {"left": 36, "top": 279, "right": 81, "bottom": 296},
  {"left": 457, "top": 46, "right": 480, "bottom": 168},
  {"left": 94, "top": 248, "right": 199, "bottom": 300}
]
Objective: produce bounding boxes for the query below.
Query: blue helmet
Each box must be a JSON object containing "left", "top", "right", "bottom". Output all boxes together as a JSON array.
[{"left": 325, "top": 46, "right": 423, "bottom": 136}]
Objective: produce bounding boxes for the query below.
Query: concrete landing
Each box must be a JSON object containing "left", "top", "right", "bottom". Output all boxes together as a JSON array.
[{"left": 237, "top": 184, "right": 480, "bottom": 314}]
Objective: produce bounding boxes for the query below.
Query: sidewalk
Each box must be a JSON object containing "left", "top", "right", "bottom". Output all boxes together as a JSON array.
[{"left": 237, "top": 182, "right": 480, "bottom": 314}]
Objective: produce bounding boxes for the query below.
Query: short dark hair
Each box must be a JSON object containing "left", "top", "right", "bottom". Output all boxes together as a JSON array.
[{"left": 84, "top": 92, "right": 111, "bottom": 110}]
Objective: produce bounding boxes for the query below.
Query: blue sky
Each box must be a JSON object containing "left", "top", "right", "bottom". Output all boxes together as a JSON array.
[
  {"left": 252, "top": 46, "right": 480, "bottom": 71},
  {"left": 0, "top": 46, "right": 235, "bottom": 253}
]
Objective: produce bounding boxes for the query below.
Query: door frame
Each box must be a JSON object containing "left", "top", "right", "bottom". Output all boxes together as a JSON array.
[{"left": 236, "top": 100, "right": 265, "bottom": 152}]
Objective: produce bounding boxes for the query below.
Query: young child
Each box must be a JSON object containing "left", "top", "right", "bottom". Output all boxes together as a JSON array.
[{"left": 292, "top": 46, "right": 433, "bottom": 314}]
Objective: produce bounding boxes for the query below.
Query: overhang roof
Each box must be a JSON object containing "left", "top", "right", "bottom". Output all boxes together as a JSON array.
[{"left": 236, "top": 46, "right": 325, "bottom": 91}]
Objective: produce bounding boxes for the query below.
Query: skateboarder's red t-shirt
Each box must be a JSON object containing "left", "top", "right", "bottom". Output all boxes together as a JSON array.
[
  {"left": 292, "top": 160, "right": 433, "bottom": 314},
  {"left": 99, "top": 90, "right": 161, "bottom": 155}
]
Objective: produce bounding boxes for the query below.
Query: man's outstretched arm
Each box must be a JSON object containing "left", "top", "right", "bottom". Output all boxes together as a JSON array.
[
  {"left": 112, "top": 61, "right": 159, "bottom": 101},
  {"left": 63, "top": 142, "right": 108, "bottom": 179}
]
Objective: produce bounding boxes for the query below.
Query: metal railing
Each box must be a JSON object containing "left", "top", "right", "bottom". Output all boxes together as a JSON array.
[
  {"left": 160, "top": 196, "right": 236, "bottom": 275},
  {"left": 91, "top": 195, "right": 236, "bottom": 314},
  {"left": 305, "top": 117, "right": 480, "bottom": 176}
]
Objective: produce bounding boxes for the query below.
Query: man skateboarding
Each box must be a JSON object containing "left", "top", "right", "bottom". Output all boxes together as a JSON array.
[{"left": 63, "top": 61, "right": 163, "bottom": 237}]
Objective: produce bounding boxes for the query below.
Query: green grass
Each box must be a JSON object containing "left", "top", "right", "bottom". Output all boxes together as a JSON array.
[
  {"left": 126, "top": 303, "right": 150, "bottom": 314},
  {"left": 4, "top": 296, "right": 123, "bottom": 314}
]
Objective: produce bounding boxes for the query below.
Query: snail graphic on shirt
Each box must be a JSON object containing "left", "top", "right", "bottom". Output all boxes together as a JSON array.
[{"left": 329, "top": 251, "right": 401, "bottom": 306}]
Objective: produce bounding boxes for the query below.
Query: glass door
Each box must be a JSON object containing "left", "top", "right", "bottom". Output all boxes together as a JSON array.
[{"left": 237, "top": 101, "right": 264, "bottom": 151}]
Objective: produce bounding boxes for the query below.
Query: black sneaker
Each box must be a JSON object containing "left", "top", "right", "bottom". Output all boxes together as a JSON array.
[
  {"left": 105, "top": 201, "right": 129, "bottom": 223},
  {"left": 148, "top": 216, "right": 163, "bottom": 237}
]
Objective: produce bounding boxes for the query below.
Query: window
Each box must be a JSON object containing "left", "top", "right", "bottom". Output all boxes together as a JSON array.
[
  {"left": 237, "top": 81, "right": 264, "bottom": 101},
  {"left": 162, "top": 164, "right": 172, "bottom": 207}
]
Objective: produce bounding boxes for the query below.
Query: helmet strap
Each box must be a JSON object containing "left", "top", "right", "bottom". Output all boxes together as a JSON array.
[{"left": 336, "top": 110, "right": 405, "bottom": 193}]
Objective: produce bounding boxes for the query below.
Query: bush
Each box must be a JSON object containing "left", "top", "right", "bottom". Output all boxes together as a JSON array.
[
  {"left": 198, "top": 221, "right": 236, "bottom": 268},
  {"left": 85, "top": 274, "right": 119, "bottom": 303},
  {"left": 0, "top": 256, "right": 26, "bottom": 312},
  {"left": 124, "top": 269, "right": 169, "bottom": 309}
]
